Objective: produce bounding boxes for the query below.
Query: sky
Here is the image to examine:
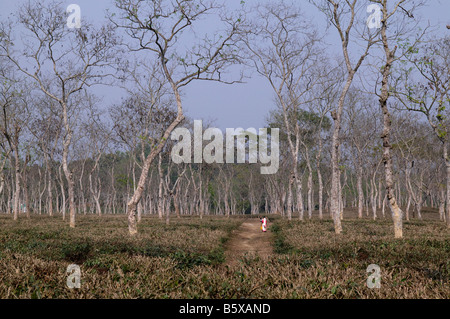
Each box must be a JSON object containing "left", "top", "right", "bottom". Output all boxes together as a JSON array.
[{"left": 1, "top": 0, "right": 449, "bottom": 131}]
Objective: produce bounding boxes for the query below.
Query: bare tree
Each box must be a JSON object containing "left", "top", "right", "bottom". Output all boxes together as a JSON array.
[
  {"left": 311, "top": 0, "right": 378, "bottom": 234},
  {"left": 375, "top": 0, "right": 425, "bottom": 238},
  {"left": 0, "top": 1, "right": 118, "bottom": 227},
  {"left": 28, "top": 95, "right": 63, "bottom": 218},
  {"left": 0, "top": 65, "right": 27, "bottom": 220},
  {"left": 244, "top": 2, "right": 326, "bottom": 221},
  {"left": 345, "top": 91, "right": 380, "bottom": 219},
  {"left": 394, "top": 35, "right": 450, "bottom": 228},
  {"left": 112, "top": 0, "right": 245, "bottom": 234},
  {"left": 85, "top": 106, "right": 111, "bottom": 216}
]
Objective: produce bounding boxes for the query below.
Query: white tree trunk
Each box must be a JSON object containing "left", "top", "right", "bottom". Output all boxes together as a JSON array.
[{"left": 357, "top": 163, "right": 364, "bottom": 219}]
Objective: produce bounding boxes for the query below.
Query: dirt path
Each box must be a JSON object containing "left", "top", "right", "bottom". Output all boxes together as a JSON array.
[{"left": 225, "top": 218, "right": 273, "bottom": 267}]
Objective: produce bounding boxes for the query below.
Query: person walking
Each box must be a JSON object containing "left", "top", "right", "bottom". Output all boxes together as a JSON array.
[{"left": 260, "top": 216, "right": 268, "bottom": 232}]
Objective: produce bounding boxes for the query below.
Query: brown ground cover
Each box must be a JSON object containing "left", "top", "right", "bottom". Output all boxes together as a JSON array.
[{"left": 0, "top": 211, "right": 448, "bottom": 298}]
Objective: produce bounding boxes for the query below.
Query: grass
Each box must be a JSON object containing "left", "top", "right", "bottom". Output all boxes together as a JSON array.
[
  {"left": 267, "top": 216, "right": 449, "bottom": 298},
  {"left": 0, "top": 215, "right": 242, "bottom": 298},
  {"left": 0, "top": 212, "right": 448, "bottom": 299}
]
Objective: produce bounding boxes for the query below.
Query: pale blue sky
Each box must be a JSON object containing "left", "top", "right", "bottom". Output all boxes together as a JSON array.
[{"left": 1, "top": 0, "right": 449, "bottom": 130}]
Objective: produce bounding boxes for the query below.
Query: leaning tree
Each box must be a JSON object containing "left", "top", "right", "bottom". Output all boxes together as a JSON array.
[{"left": 111, "top": 0, "right": 246, "bottom": 235}]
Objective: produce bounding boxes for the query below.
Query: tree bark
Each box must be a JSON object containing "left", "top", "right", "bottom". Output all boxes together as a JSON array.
[
  {"left": 444, "top": 142, "right": 450, "bottom": 228},
  {"left": 380, "top": 49, "right": 402, "bottom": 237},
  {"left": 380, "top": 72, "right": 403, "bottom": 238},
  {"left": 157, "top": 153, "right": 164, "bottom": 220},
  {"left": 61, "top": 102, "right": 76, "bottom": 228},
  {"left": 126, "top": 112, "right": 184, "bottom": 235},
  {"left": 330, "top": 75, "right": 354, "bottom": 233},
  {"left": 379, "top": 1, "right": 405, "bottom": 238},
  {"left": 317, "top": 166, "right": 323, "bottom": 220},
  {"left": 11, "top": 140, "right": 20, "bottom": 221},
  {"left": 47, "top": 164, "right": 53, "bottom": 217},
  {"left": 357, "top": 161, "right": 364, "bottom": 219},
  {"left": 306, "top": 154, "right": 313, "bottom": 219},
  {"left": 286, "top": 176, "right": 293, "bottom": 221}
]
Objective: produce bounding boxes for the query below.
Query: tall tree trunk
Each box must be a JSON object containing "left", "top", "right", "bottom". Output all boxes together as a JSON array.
[
  {"left": 79, "top": 159, "right": 86, "bottom": 215},
  {"left": 89, "top": 172, "right": 102, "bottom": 217},
  {"left": 317, "top": 167, "right": 323, "bottom": 220},
  {"left": 137, "top": 201, "right": 142, "bottom": 222},
  {"left": 444, "top": 142, "right": 450, "bottom": 228},
  {"left": 126, "top": 113, "right": 184, "bottom": 234},
  {"left": 378, "top": 179, "right": 382, "bottom": 209},
  {"left": 59, "top": 164, "right": 66, "bottom": 220},
  {"left": 286, "top": 176, "right": 293, "bottom": 221},
  {"left": 294, "top": 166, "right": 304, "bottom": 221},
  {"left": 379, "top": 16, "right": 403, "bottom": 237},
  {"left": 61, "top": 102, "right": 76, "bottom": 228},
  {"left": 224, "top": 191, "right": 230, "bottom": 218},
  {"left": 380, "top": 84, "right": 403, "bottom": 238},
  {"left": 198, "top": 166, "right": 203, "bottom": 220},
  {"left": 12, "top": 142, "right": 20, "bottom": 221},
  {"left": 307, "top": 161, "right": 313, "bottom": 220},
  {"left": 382, "top": 195, "right": 387, "bottom": 218},
  {"left": 371, "top": 171, "right": 378, "bottom": 221},
  {"left": 330, "top": 75, "right": 354, "bottom": 233},
  {"left": 439, "top": 188, "right": 446, "bottom": 222},
  {"left": 405, "top": 164, "right": 412, "bottom": 221},
  {"left": 357, "top": 161, "right": 364, "bottom": 219},
  {"left": 165, "top": 191, "right": 170, "bottom": 225},
  {"left": 174, "top": 191, "right": 180, "bottom": 219},
  {"left": 416, "top": 171, "right": 424, "bottom": 220},
  {"left": 23, "top": 161, "right": 30, "bottom": 219},
  {"left": 47, "top": 166, "right": 53, "bottom": 217},
  {"left": 157, "top": 153, "right": 164, "bottom": 220},
  {"left": 38, "top": 168, "right": 45, "bottom": 215}
]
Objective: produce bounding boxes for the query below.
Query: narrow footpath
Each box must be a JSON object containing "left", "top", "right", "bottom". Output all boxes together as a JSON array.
[{"left": 225, "top": 218, "right": 273, "bottom": 267}]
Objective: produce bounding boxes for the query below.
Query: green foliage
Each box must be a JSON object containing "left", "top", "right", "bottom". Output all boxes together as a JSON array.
[
  {"left": 61, "top": 242, "right": 92, "bottom": 263},
  {"left": 173, "top": 247, "right": 225, "bottom": 270},
  {"left": 270, "top": 222, "right": 295, "bottom": 254}
]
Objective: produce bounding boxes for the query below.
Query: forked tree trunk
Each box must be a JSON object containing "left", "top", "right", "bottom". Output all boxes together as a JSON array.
[
  {"left": 89, "top": 172, "right": 102, "bottom": 217},
  {"left": 378, "top": 1, "right": 409, "bottom": 238},
  {"left": 126, "top": 111, "right": 184, "bottom": 235}
]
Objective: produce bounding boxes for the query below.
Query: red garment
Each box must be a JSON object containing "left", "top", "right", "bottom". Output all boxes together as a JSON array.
[{"left": 261, "top": 218, "right": 267, "bottom": 232}]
